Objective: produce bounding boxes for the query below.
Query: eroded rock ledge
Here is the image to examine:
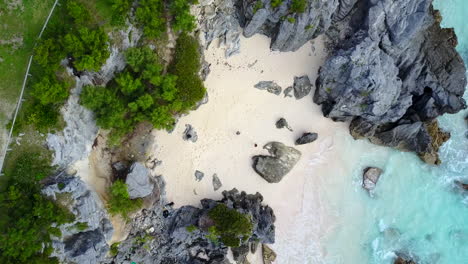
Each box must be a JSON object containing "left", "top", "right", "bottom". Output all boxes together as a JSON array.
[{"left": 109, "top": 188, "right": 275, "bottom": 264}]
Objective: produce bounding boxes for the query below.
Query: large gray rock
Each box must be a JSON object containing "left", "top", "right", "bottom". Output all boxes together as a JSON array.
[
  {"left": 252, "top": 142, "right": 301, "bottom": 183},
  {"left": 293, "top": 75, "right": 312, "bottom": 99},
  {"left": 42, "top": 174, "right": 113, "bottom": 264},
  {"left": 313, "top": 1, "right": 466, "bottom": 163},
  {"left": 183, "top": 124, "right": 198, "bottom": 143},
  {"left": 109, "top": 188, "right": 275, "bottom": 264},
  {"left": 126, "top": 162, "right": 154, "bottom": 199}
]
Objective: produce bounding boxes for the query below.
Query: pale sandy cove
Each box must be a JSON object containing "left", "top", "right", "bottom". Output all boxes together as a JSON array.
[{"left": 148, "top": 35, "right": 357, "bottom": 263}]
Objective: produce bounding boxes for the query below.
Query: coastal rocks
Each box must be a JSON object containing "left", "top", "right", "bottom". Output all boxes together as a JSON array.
[
  {"left": 126, "top": 162, "right": 154, "bottom": 199},
  {"left": 198, "top": 0, "right": 241, "bottom": 57},
  {"left": 254, "top": 81, "right": 282, "bottom": 95},
  {"left": 42, "top": 174, "right": 113, "bottom": 264},
  {"left": 295, "top": 132, "right": 318, "bottom": 145},
  {"left": 394, "top": 255, "right": 417, "bottom": 264},
  {"left": 362, "top": 167, "right": 383, "bottom": 192},
  {"left": 238, "top": 0, "right": 339, "bottom": 52},
  {"left": 275, "top": 118, "right": 293, "bottom": 131},
  {"left": 195, "top": 170, "right": 205, "bottom": 181},
  {"left": 262, "top": 244, "right": 277, "bottom": 264},
  {"left": 313, "top": 1, "right": 467, "bottom": 164},
  {"left": 212, "top": 173, "right": 222, "bottom": 191},
  {"left": 293, "top": 75, "right": 312, "bottom": 99},
  {"left": 455, "top": 180, "right": 468, "bottom": 191},
  {"left": 252, "top": 142, "right": 301, "bottom": 183},
  {"left": 110, "top": 189, "right": 275, "bottom": 264},
  {"left": 182, "top": 124, "right": 198, "bottom": 142}
]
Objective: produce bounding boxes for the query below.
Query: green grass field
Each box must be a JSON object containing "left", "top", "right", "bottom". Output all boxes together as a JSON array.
[{"left": 0, "top": 0, "right": 55, "bottom": 152}]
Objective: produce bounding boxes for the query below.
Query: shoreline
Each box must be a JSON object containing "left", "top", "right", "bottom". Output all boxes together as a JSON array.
[{"left": 148, "top": 34, "right": 352, "bottom": 263}]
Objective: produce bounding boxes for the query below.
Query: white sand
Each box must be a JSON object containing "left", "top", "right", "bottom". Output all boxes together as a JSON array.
[{"left": 149, "top": 35, "right": 353, "bottom": 263}]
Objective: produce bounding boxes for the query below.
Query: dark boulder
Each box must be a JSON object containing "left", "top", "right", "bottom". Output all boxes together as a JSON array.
[
  {"left": 362, "top": 167, "right": 383, "bottom": 192},
  {"left": 252, "top": 142, "right": 301, "bottom": 183},
  {"left": 295, "top": 132, "right": 318, "bottom": 145},
  {"left": 293, "top": 75, "right": 312, "bottom": 99}
]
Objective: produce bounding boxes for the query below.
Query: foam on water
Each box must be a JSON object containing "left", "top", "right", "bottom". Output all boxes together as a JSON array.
[{"left": 320, "top": 1, "right": 468, "bottom": 263}]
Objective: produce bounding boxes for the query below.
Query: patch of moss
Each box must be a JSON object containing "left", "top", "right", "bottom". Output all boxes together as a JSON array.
[{"left": 186, "top": 224, "right": 197, "bottom": 233}]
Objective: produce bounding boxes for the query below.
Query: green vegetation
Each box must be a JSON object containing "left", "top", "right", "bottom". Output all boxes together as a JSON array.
[
  {"left": 110, "top": 0, "right": 133, "bottom": 26},
  {"left": 207, "top": 204, "right": 253, "bottom": 247},
  {"left": 0, "top": 152, "right": 74, "bottom": 263},
  {"left": 75, "top": 222, "right": 89, "bottom": 231},
  {"left": 305, "top": 24, "right": 314, "bottom": 30},
  {"left": 107, "top": 180, "right": 143, "bottom": 218},
  {"left": 253, "top": 1, "right": 264, "bottom": 13},
  {"left": 81, "top": 34, "right": 205, "bottom": 144},
  {"left": 290, "top": 0, "right": 307, "bottom": 13},
  {"left": 271, "top": 0, "right": 283, "bottom": 8},
  {"left": 186, "top": 224, "right": 197, "bottom": 233},
  {"left": 287, "top": 17, "right": 296, "bottom": 23},
  {"left": 110, "top": 242, "right": 120, "bottom": 256},
  {"left": 135, "top": 0, "right": 166, "bottom": 38},
  {"left": 169, "top": 0, "right": 197, "bottom": 32}
]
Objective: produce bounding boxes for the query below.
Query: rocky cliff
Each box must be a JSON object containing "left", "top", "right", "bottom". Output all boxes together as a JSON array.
[
  {"left": 236, "top": 0, "right": 467, "bottom": 164},
  {"left": 109, "top": 188, "right": 275, "bottom": 264}
]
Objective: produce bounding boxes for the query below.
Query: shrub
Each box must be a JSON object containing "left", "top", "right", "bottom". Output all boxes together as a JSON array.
[
  {"left": 207, "top": 204, "right": 253, "bottom": 247},
  {"left": 290, "top": 0, "right": 307, "bottom": 13},
  {"left": 0, "top": 152, "right": 74, "bottom": 263},
  {"left": 66, "top": 0, "right": 90, "bottom": 24},
  {"left": 287, "top": 17, "right": 296, "bottom": 23},
  {"left": 110, "top": 0, "right": 133, "bottom": 26},
  {"left": 253, "top": 1, "right": 263, "bottom": 13},
  {"left": 169, "top": 0, "right": 197, "bottom": 32},
  {"left": 135, "top": 0, "right": 166, "bottom": 38},
  {"left": 32, "top": 76, "right": 70, "bottom": 105},
  {"left": 270, "top": 0, "right": 283, "bottom": 8},
  {"left": 107, "top": 180, "right": 143, "bottom": 218},
  {"left": 186, "top": 224, "right": 197, "bottom": 233},
  {"left": 168, "top": 33, "right": 206, "bottom": 111}
]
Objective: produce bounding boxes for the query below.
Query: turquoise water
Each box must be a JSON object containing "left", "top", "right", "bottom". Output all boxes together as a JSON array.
[{"left": 323, "top": 1, "right": 468, "bottom": 263}]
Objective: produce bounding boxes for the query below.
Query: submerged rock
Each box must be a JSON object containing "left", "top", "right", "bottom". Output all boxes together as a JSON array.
[
  {"left": 254, "top": 81, "right": 282, "bottom": 95},
  {"left": 293, "top": 75, "right": 312, "bottom": 99},
  {"left": 252, "top": 142, "right": 301, "bottom": 183},
  {"left": 182, "top": 124, "right": 198, "bottom": 143},
  {"left": 212, "top": 173, "right": 222, "bottom": 191},
  {"left": 455, "top": 180, "right": 468, "bottom": 191},
  {"left": 262, "top": 244, "right": 277, "bottom": 264},
  {"left": 126, "top": 162, "right": 154, "bottom": 199},
  {"left": 394, "top": 254, "right": 417, "bottom": 264},
  {"left": 275, "top": 118, "right": 293, "bottom": 131},
  {"left": 295, "top": 132, "right": 318, "bottom": 145},
  {"left": 362, "top": 167, "right": 383, "bottom": 192}
]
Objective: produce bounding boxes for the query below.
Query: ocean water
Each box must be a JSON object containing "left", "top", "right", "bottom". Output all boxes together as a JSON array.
[{"left": 322, "top": 1, "right": 468, "bottom": 263}]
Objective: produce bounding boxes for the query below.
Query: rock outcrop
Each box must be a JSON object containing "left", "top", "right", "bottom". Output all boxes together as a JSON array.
[
  {"left": 42, "top": 174, "right": 113, "bottom": 264},
  {"left": 295, "top": 132, "right": 318, "bottom": 145},
  {"left": 252, "top": 142, "right": 301, "bottom": 183},
  {"left": 362, "top": 167, "right": 383, "bottom": 193},
  {"left": 126, "top": 162, "right": 154, "bottom": 199},
  {"left": 109, "top": 189, "right": 275, "bottom": 264},
  {"left": 235, "top": 0, "right": 466, "bottom": 164},
  {"left": 312, "top": 1, "right": 466, "bottom": 164}
]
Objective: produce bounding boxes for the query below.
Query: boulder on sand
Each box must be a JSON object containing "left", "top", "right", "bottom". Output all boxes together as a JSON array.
[
  {"left": 293, "top": 75, "right": 312, "bottom": 99},
  {"left": 252, "top": 142, "right": 301, "bottom": 183},
  {"left": 254, "top": 81, "right": 282, "bottom": 95},
  {"left": 126, "top": 162, "right": 154, "bottom": 199},
  {"left": 295, "top": 132, "right": 318, "bottom": 145}
]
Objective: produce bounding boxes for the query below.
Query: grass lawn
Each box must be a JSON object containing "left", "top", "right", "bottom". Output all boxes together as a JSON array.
[{"left": 0, "top": 0, "right": 55, "bottom": 152}]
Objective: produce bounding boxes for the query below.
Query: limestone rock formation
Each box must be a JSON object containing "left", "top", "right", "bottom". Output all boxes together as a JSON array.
[
  {"left": 254, "top": 81, "right": 282, "bottom": 95},
  {"left": 252, "top": 142, "right": 301, "bottom": 183},
  {"left": 126, "top": 162, "right": 154, "bottom": 199},
  {"left": 312, "top": 1, "right": 466, "bottom": 164},
  {"left": 109, "top": 189, "right": 276, "bottom": 264},
  {"left": 362, "top": 167, "right": 383, "bottom": 192},
  {"left": 42, "top": 174, "right": 113, "bottom": 264},
  {"left": 295, "top": 132, "right": 318, "bottom": 145}
]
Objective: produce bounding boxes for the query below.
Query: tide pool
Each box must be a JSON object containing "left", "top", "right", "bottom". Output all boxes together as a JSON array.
[{"left": 322, "top": 1, "right": 468, "bottom": 263}]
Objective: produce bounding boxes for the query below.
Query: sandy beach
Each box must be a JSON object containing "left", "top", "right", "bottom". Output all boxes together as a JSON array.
[{"left": 148, "top": 35, "right": 354, "bottom": 263}]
